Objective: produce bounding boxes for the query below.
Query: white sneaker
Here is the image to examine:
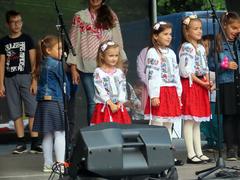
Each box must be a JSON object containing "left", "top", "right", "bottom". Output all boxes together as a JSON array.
[{"left": 43, "top": 165, "right": 52, "bottom": 173}]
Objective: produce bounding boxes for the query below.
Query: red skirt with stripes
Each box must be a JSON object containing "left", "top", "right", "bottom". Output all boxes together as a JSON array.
[
  {"left": 181, "top": 78, "right": 210, "bottom": 121},
  {"left": 144, "top": 86, "right": 181, "bottom": 121},
  {"left": 90, "top": 103, "right": 131, "bottom": 125}
]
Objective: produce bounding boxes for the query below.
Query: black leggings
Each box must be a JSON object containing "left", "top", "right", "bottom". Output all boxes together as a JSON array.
[{"left": 223, "top": 115, "right": 240, "bottom": 150}]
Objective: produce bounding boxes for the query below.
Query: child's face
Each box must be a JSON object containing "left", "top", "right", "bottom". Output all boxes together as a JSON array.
[
  {"left": 224, "top": 21, "right": 240, "bottom": 41},
  {"left": 47, "top": 42, "right": 62, "bottom": 60},
  {"left": 153, "top": 28, "right": 172, "bottom": 47},
  {"left": 187, "top": 20, "right": 202, "bottom": 42},
  {"left": 103, "top": 47, "right": 119, "bottom": 68},
  {"left": 7, "top": 15, "right": 22, "bottom": 34}
]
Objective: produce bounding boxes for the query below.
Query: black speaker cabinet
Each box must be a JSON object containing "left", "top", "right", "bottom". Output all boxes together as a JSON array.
[{"left": 69, "top": 123, "right": 174, "bottom": 179}]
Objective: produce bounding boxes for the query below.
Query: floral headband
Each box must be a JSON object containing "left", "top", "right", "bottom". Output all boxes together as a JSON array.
[
  {"left": 153, "top": 21, "right": 167, "bottom": 30},
  {"left": 183, "top": 15, "right": 198, "bottom": 25},
  {"left": 100, "top": 41, "right": 115, "bottom": 52}
]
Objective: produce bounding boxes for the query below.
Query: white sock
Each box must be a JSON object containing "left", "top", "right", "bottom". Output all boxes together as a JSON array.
[
  {"left": 42, "top": 133, "right": 53, "bottom": 166},
  {"left": 54, "top": 131, "right": 66, "bottom": 163},
  {"left": 183, "top": 120, "right": 196, "bottom": 159}
]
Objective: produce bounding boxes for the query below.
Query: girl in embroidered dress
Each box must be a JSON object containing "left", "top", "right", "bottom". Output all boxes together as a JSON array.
[
  {"left": 90, "top": 41, "right": 131, "bottom": 125},
  {"left": 67, "top": 0, "right": 127, "bottom": 124},
  {"left": 179, "top": 15, "right": 212, "bottom": 164},
  {"left": 144, "top": 21, "right": 182, "bottom": 141}
]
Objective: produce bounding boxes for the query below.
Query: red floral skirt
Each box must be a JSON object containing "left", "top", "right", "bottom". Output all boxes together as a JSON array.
[
  {"left": 181, "top": 78, "right": 210, "bottom": 121},
  {"left": 144, "top": 86, "right": 181, "bottom": 121},
  {"left": 91, "top": 103, "right": 131, "bottom": 125}
]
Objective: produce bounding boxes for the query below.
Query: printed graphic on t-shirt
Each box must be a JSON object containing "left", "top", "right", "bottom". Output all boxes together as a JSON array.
[{"left": 5, "top": 41, "right": 26, "bottom": 73}]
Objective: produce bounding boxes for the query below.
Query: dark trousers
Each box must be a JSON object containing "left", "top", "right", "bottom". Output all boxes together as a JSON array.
[{"left": 223, "top": 114, "right": 240, "bottom": 151}]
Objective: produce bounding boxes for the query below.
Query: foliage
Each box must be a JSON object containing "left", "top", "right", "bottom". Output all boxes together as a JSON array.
[{"left": 157, "top": 0, "right": 226, "bottom": 15}]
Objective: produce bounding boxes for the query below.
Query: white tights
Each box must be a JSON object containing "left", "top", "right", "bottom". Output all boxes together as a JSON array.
[
  {"left": 151, "top": 121, "right": 173, "bottom": 140},
  {"left": 42, "top": 131, "right": 66, "bottom": 166},
  {"left": 183, "top": 120, "right": 208, "bottom": 160}
]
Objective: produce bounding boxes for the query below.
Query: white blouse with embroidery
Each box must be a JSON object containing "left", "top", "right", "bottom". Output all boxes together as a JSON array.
[
  {"left": 145, "top": 47, "right": 182, "bottom": 99},
  {"left": 93, "top": 67, "right": 127, "bottom": 104},
  {"left": 179, "top": 42, "right": 209, "bottom": 86}
]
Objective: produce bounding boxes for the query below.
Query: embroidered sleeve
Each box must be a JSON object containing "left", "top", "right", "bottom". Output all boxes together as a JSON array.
[
  {"left": 94, "top": 70, "right": 110, "bottom": 103},
  {"left": 179, "top": 43, "right": 195, "bottom": 78},
  {"left": 118, "top": 70, "right": 127, "bottom": 103},
  {"left": 145, "top": 48, "right": 161, "bottom": 98}
]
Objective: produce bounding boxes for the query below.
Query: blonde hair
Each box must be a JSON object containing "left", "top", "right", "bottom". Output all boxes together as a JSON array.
[
  {"left": 96, "top": 40, "right": 123, "bottom": 68},
  {"left": 181, "top": 16, "right": 202, "bottom": 44}
]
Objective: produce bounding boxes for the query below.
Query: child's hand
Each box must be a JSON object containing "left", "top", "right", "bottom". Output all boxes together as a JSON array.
[
  {"left": 151, "top": 97, "right": 160, "bottom": 106},
  {"left": 228, "top": 61, "right": 238, "bottom": 70},
  {"left": 30, "top": 79, "right": 38, "bottom": 95},
  {"left": 110, "top": 103, "right": 119, "bottom": 113},
  {"left": 178, "top": 96, "right": 183, "bottom": 107},
  {"left": 107, "top": 100, "right": 119, "bottom": 113},
  {"left": 0, "top": 84, "right": 5, "bottom": 97},
  {"left": 124, "top": 101, "right": 133, "bottom": 108}
]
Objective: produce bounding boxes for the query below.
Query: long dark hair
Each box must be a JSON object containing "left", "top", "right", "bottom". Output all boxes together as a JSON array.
[
  {"left": 216, "top": 11, "right": 240, "bottom": 52},
  {"left": 95, "top": 0, "right": 115, "bottom": 29}
]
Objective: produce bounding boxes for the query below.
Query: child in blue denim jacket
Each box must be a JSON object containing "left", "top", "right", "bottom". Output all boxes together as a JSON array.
[
  {"left": 216, "top": 12, "right": 240, "bottom": 161},
  {"left": 33, "top": 35, "right": 68, "bottom": 172}
]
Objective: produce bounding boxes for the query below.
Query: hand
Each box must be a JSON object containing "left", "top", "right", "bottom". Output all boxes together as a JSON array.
[
  {"left": 228, "top": 61, "right": 238, "bottom": 70},
  {"left": 202, "top": 81, "right": 211, "bottom": 90},
  {"left": 0, "top": 84, "right": 5, "bottom": 97},
  {"left": 178, "top": 96, "right": 183, "bottom": 107},
  {"left": 151, "top": 97, "right": 160, "bottom": 106},
  {"left": 30, "top": 79, "right": 37, "bottom": 95},
  {"left": 109, "top": 103, "right": 119, "bottom": 113},
  {"left": 71, "top": 65, "right": 80, "bottom": 84},
  {"left": 124, "top": 101, "right": 133, "bottom": 108}
]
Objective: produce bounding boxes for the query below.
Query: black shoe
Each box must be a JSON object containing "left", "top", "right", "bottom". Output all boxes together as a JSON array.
[
  {"left": 12, "top": 144, "right": 27, "bottom": 154},
  {"left": 226, "top": 149, "right": 237, "bottom": 161},
  {"left": 30, "top": 145, "right": 43, "bottom": 154},
  {"left": 187, "top": 156, "right": 204, "bottom": 164},
  {"left": 174, "top": 158, "right": 184, "bottom": 166}
]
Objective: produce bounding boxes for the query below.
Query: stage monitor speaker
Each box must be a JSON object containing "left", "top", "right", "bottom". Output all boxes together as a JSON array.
[{"left": 69, "top": 123, "right": 174, "bottom": 179}]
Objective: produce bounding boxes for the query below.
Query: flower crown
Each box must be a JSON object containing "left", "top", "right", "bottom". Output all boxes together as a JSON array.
[
  {"left": 183, "top": 15, "right": 198, "bottom": 25},
  {"left": 153, "top": 21, "right": 167, "bottom": 30},
  {"left": 100, "top": 41, "right": 115, "bottom": 52}
]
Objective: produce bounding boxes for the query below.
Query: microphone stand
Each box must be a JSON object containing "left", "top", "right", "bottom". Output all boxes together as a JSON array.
[
  {"left": 195, "top": 0, "right": 239, "bottom": 179},
  {"left": 51, "top": 0, "right": 76, "bottom": 177}
]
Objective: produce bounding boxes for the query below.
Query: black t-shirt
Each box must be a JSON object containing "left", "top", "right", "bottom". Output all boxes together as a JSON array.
[{"left": 0, "top": 33, "right": 35, "bottom": 77}]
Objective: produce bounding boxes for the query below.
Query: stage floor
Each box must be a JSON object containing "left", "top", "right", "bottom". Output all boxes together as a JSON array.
[{"left": 0, "top": 139, "right": 240, "bottom": 180}]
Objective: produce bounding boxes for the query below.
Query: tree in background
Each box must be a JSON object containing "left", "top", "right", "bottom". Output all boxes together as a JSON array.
[{"left": 157, "top": 0, "right": 226, "bottom": 15}]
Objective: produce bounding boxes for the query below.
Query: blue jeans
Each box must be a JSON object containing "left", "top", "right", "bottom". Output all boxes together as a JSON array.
[{"left": 80, "top": 72, "right": 95, "bottom": 125}]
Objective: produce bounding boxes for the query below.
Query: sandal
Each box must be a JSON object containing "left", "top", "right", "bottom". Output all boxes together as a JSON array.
[
  {"left": 198, "top": 154, "right": 213, "bottom": 163},
  {"left": 186, "top": 155, "right": 204, "bottom": 164}
]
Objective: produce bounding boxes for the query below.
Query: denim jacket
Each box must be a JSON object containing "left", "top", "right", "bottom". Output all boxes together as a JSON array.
[
  {"left": 218, "top": 37, "right": 240, "bottom": 84},
  {"left": 36, "top": 56, "right": 69, "bottom": 101}
]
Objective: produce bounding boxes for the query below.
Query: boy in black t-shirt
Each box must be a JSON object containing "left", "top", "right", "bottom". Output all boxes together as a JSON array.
[{"left": 0, "top": 10, "right": 42, "bottom": 154}]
